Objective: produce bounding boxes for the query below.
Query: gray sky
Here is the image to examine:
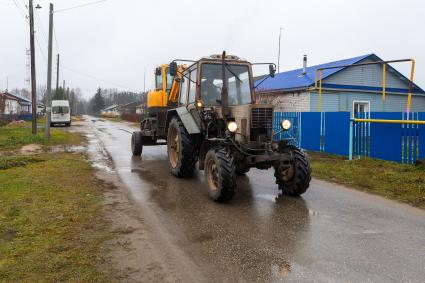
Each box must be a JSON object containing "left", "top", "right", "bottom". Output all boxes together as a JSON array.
[{"left": 1, "top": 0, "right": 425, "bottom": 98}]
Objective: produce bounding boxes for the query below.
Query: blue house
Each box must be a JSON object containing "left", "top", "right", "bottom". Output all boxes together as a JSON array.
[{"left": 255, "top": 54, "right": 425, "bottom": 115}]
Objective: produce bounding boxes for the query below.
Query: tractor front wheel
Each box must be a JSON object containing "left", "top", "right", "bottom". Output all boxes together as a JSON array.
[
  {"left": 204, "top": 146, "right": 236, "bottom": 202},
  {"left": 275, "top": 146, "right": 311, "bottom": 196}
]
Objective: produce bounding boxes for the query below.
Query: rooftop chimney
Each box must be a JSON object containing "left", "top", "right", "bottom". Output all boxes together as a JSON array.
[{"left": 302, "top": 55, "right": 307, "bottom": 75}]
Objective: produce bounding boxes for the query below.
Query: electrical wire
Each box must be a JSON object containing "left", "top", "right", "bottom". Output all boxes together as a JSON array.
[
  {"left": 34, "top": 9, "right": 48, "bottom": 45},
  {"left": 61, "top": 65, "right": 136, "bottom": 91},
  {"left": 54, "top": 0, "right": 108, "bottom": 13},
  {"left": 11, "top": 0, "right": 27, "bottom": 20},
  {"left": 53, "top": 25, "right": 60, "bottom": 54}
]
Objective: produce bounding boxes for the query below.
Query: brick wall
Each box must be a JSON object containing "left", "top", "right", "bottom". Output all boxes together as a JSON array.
[{"left": 259, "top": 91, "right": 310, "bottom": 112}]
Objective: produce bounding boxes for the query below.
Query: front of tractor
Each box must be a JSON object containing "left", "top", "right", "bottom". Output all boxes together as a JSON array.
[
  {"left": 164, "top": 52, "right": 312, "bottom": 202},
  {"left": 131, "top": 52, "right": 311, "bottom": 202}
]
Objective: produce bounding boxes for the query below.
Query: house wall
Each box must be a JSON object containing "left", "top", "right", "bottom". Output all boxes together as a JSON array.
[
  {"left": 309, "top": 91, "right": 425, "bottom": 113},
  {"left": 259, "top": 92, "right": 310, "bottom": 112},
  {"left": 4, "top": 99, "right": 19, "bottom": 114},
  {"left": 324, "top": 58, "right": 409, "bottom": 89},
  {"left": 259, "top": 56, "right": 425, "bottom": 113}
]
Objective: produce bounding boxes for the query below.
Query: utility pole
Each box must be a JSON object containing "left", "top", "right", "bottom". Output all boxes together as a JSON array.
[
  {"left": 29, "top": 0, "right": 37, "bottom": 135},
  {"left": 277, "top": 27, "right": 283, "bottom": 73},
  {"left": 56, "top": 53, "right": 60, "bottom": 97},
  {"left": 45, "top": 3, "right": 54, "bottom": 140}
]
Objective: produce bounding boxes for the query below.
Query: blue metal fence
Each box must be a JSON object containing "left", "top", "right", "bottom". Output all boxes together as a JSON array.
[
  {"left": 274, "top": 111, "right": 425, "bottom": 164},
  {"left": 420, "top": 112, "right": 425, "bottom": 161}
]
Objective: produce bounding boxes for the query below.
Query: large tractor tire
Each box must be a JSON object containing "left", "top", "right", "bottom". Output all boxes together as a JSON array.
[
  {"left": 236, "top": 166, "right": 250, "bottom": 176},
  {"left": 131, "top": 131, "right": 143, "bottom": 156},
  {"left": 275, "top": 146, "right": 311, "bottom": 196},
  {"left": 167, "top": 117, "right": 199, "bottom": 178},
  {"left": 204, "top": 146, "right": 236, "bottom": 202}
]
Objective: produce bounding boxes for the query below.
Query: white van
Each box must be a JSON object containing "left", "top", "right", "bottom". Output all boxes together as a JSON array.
[{"left": 51, "top": 100, "right": 71, "bottom": 127}]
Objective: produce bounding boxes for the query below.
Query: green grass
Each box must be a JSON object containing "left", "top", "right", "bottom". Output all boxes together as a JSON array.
[
  {"left": 310, "top": 152, "right": 425, "bottom": 209},
  {"left": 0, "top": 152, "right": 111, "bottom": 282},
  {"left": 0, "top": 155, "right": 46, "bottom": 170},
  {"left": 0, "top": 121, "right": 81, "bottom": 151}
]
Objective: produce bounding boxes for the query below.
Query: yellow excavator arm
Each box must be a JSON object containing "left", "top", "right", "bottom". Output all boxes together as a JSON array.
[{"left": 168, "top": 64, "right": 186, "bottom": 104}]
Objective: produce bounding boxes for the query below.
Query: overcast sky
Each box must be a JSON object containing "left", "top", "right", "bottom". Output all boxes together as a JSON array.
[{"left": 1, "top": 0, "right": 424, "bottom": 98}]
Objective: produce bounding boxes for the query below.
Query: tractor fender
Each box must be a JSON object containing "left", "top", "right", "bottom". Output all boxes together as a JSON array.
[{"left": 167, "top": 107, "right": 201, "bottom": 134}]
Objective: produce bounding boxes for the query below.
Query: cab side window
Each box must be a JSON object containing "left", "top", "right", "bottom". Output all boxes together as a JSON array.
[
  {"left": 188, "top": 69, "right": 197, "bottom": 103},
  {"left": 179, "top": 75, "right": 189, "bottom": 105},
  {"left": 155, "top": 67, "right": 162, "bottom": 90}
]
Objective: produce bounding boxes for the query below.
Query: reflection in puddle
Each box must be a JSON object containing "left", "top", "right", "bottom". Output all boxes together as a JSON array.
[
  {"left": 256, "top": 193, "right": 280, "bottom": 203},
  {"left": 271, "top": 261, "right": 292, "bottom": 279}
]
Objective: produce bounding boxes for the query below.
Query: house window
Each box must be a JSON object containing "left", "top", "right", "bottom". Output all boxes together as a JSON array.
[{"left": 353, "top": 101, "right": 370, "bottom": 117}]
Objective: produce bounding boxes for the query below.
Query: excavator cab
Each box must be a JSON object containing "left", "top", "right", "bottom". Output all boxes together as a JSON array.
[{"left": 148, "top": 64, "right": 173, "bottom": 109}]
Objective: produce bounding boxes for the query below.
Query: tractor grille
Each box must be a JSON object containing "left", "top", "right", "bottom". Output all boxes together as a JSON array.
[{"left": 251, "top": 108, "right": 273, "bottom": 129}]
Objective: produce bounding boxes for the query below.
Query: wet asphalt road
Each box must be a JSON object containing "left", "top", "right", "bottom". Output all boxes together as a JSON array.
[{"left": 84, "top": 116, "right": 425, "bottom": 282}]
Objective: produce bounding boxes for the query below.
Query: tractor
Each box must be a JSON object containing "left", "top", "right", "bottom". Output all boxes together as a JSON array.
[{"left": 132, "top": 52, "right": 311, "bottom": 202}]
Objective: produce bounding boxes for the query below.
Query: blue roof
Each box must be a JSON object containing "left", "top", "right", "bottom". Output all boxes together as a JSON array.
[{"left": 255, "top": 54, "right": 425, "bottom": 94}]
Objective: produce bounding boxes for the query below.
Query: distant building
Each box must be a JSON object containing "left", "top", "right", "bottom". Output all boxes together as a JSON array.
[
  {"left": 120, "top": 101, "right": 142, "bottom": 114},
  {"left": 36, "top": 102, "right": 45, "bottom": 115},
  {"left": 255, "top": 54, "right": 425, "bottom": 115},
  {"left": 0, "top": 92, "right": 32, "bottom": 115},
  {"left": 101, "top": 104, "right": 120, "bottom": 116},
  {"left": 135, "top": 102, "right": 146, "bottom": 115}
]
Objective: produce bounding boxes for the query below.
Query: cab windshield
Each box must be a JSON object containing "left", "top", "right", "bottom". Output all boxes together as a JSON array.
[{"left": 200, "top": 63, "right": 251, "bottom": 106}]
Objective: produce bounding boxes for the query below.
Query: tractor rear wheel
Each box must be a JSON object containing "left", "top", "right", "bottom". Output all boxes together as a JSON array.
[
  {"left": 131, "top": 131, "right": 143, "bottom": 156},
  {"left": 275, "top": 146, "right": 311, "bottom": 196},
  {"left": 204, "top": 146, "right": 236, "bottom": 202},
  {"left": 167, "top": 117, "right": 199, "bottom": 178}
]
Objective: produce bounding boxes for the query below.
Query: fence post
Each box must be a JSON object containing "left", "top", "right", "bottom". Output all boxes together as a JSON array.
[{"left": 349, "top": 118, "right": 353, "bottom": 160}]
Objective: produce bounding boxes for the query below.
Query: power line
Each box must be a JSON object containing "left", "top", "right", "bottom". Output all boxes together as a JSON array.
[
  {"left": 53, "top": 25, "right": 60, "bottom": 53},
  {"left": 34, "top": 35, "right": 47, "bottom": 61},
  {"left": 34, "top": 8, "right": 48, "bottom": 44},
  {"left": 55, "top": 0, "right": 108, "bottom": 13},
  {"left": 61, "top": 65, "right": 135, "bottom": 91},
  {"left": 12, "top": 0, "right": 27, "bottom": 20}
]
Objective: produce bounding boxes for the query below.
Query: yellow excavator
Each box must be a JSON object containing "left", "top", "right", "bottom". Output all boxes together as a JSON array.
[{"left": 137, "top": 63, "right": 186, "bottom": 144}]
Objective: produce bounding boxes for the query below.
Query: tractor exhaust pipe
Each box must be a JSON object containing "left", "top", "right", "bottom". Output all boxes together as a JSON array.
[{"left": 221, "top": 50, "right": 229, "bottom": 118}]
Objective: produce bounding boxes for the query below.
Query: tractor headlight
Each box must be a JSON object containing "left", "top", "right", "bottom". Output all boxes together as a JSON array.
[
  {"left": 227, "top": 121, "right": 238, "bottom": 133},
  {"left": 280, "top": 119, "right": 291, "bottom": 130}
]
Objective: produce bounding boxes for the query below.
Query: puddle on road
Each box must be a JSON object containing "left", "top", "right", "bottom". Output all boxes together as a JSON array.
[
  {"left": 271, "top": 261, "right": 292, "bottom": 279},
  {"left": 86, "top": 140, "right": 114, "bottom": 173}
]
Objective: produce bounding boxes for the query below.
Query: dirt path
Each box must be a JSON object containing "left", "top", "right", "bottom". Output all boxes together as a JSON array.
[{"left": 72, "top": 119, "right": 205, "bottom": 282}]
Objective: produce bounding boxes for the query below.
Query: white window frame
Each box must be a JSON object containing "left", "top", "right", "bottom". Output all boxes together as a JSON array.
[{"left": 352, "top": 100, "right": 370, "bottom": 116}]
